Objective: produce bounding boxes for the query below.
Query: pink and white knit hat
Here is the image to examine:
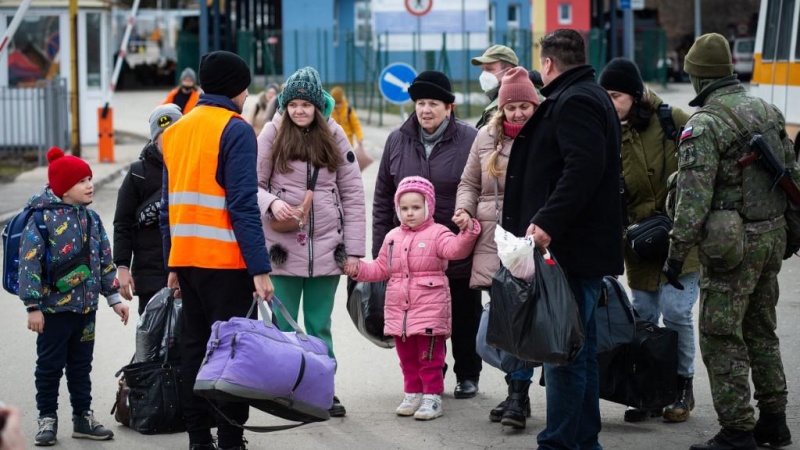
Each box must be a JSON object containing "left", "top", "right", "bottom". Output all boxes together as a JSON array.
[{"left": 394, "top": 176, "right": 436, "bottom": 223}]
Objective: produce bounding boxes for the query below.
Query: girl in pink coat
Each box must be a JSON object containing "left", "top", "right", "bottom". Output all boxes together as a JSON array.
[{"left": 345, "top": 176, "right": 480, "bottom": 421}]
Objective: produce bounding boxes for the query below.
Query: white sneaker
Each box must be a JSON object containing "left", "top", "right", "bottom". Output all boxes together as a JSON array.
[
  {"left": 396, "top": 393, "right": 423, "bottom": 416},
  {"left": 413, "top": 394, "right": 443, "bottom": 420}
]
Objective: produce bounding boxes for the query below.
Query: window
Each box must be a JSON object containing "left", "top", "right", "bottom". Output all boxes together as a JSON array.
[
  {"left": 763, "top": 0, "right": 794, "bottom": 60},
  {"left": 559, "top": 3, "right": 573, "bottom": 25},
  {"left": 86, "top": 13, "right": 102, "bottom": 88},
  {"left": 6, "top": 15, "right": 60, "bottom": 87},
  {"left": 508, "top": 4, "right": 520, "bottom": 29},
  {"left": 354, "top": 0, "right": 372, "bottom": 46}
]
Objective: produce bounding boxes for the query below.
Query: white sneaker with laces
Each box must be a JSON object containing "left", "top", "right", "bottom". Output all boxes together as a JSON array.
[
  {"left": 396, "top": 393, "right": 423, "bottom": 416},
  {"left": 413, "top": 394, "right": 443, "bottom": 420}
]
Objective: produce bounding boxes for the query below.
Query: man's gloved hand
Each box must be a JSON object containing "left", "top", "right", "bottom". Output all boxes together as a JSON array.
[
  {"left": 662, "top": 259, "right": 685, "bottom": 290},
  {"left": 784, "top": 242, "right": 800, "bottom": 260}
]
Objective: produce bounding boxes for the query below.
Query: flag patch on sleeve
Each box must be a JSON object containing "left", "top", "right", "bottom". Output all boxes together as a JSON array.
[{"left": 680, "top": 126, "right": 693, "bottom": 140}]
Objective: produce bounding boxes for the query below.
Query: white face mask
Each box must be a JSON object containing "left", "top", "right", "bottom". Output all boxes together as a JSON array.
[{"left": 479, "top": 70, "right": 501, "bottom": 92}]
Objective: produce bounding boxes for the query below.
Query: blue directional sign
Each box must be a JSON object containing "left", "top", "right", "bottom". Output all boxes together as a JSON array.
[{"left": 379, "top": 63, "right": 417, "bottom": 105}]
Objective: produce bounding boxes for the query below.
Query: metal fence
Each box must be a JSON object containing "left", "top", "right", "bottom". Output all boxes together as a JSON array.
[
  {"left": 231, "top": 28, "right": 666, "bottom": 123},
  {"left": 0, "top": 78, "right": 70, "bottom": 166}
]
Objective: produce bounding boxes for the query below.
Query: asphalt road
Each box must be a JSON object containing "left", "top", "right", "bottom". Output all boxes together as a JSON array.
[{"left": 0, "top": 83, "right": 798, "bottom": 450}]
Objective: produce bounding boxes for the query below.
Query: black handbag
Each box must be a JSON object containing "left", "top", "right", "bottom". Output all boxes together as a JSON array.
[
  {"left": 346, "top": 279, "right": 393, "bottom": 348},
  {"left": 345, "top": 240, "right": 394, "bottom": 349},
  {"left": 625, "top": 213, "right": 672, "bottom": 263}
]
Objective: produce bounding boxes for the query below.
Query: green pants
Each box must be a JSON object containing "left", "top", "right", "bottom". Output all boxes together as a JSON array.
[
  {"left": 271, "top": 275, "right": 340, "bottom": 359},
  {"left": 699, "top": 227, "right": 788, "bottom": 431}
]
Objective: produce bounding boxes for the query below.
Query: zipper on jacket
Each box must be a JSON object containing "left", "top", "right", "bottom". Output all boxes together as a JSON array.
[
  {"left": 402, "top": 310, "right": 407, "bottom": 342},
  {"left": 78, "top": 208, "right": 87, "bottom": 313},
  {"left": 332, "top": 189, "right": 343, "bottom": 234},
  {"left": 306, "top": 160, "right": 314, "bottom": 277}
]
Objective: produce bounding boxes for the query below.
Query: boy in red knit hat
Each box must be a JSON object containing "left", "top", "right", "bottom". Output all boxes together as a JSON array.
[{"left": 18, "top": 147, "right": 129, "bottom": 446}]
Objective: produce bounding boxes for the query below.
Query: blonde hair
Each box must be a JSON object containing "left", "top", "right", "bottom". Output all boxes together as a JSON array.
[{"left": 486, "top": 109, "right": 509, "bottom": 178}]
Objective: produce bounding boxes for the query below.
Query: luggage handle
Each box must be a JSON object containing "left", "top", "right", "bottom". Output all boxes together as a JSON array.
[{"left": 249, "top": 295, "right": 310, "bottom": 341}]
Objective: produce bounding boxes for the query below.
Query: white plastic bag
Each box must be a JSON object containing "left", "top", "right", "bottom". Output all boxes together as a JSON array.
[{"left": 494, "top": 224, "right": 536, "bottom": 282}]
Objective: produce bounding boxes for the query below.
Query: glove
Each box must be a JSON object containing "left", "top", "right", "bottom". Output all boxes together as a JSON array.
[
  {"left": 784, "top": 242, "right": 800, "bottom": 260},
  {"left": 662, "top": 259, "right": 684, "bottom": 290}
]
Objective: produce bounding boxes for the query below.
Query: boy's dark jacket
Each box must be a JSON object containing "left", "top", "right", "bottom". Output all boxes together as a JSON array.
[
  {"left": 113, "top": 142, "right": 167, "bottom": 294},
  {"left": 18, "top": 187, "right": 121, "bottom": 312}
]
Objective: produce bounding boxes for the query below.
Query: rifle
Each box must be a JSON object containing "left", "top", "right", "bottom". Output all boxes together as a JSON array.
[{"left": 737, "top": 133, "right": 800, "bottom": 206}]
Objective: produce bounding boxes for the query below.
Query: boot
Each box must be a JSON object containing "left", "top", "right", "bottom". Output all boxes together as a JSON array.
[
  {"left": 500, "top": 379, "right": 531, "bottom": 429},
  {"left": 663, "top": 375, "right": 695, "bottom": 423},
  {"left": 623, "top": 406, "right": 662, "bottom": 423},
  {"left": 754, "top": 411, "right": 792, "bottom": 448},
  {"left": 689, "top": 428, "right": 757, "bottom": 450},
  {"left": 489, "top": 375, "right": 511, "bottom": 423}
]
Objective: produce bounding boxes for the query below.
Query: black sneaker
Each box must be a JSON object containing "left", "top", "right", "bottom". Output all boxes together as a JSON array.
[
  {"left": 72, "top": 410, "right": 114, "bottom": 440},
  {"left": 35, "top": 415, "right": 57, "bottom": 447},
  {"left": 329, "top": 396, "right": 346, "bottom": 417}
]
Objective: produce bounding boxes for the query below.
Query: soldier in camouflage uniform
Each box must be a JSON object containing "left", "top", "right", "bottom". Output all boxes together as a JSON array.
[
  {"left": 663, "top": 33, "right": 794, "bottom": 450},
  {"left": 471, "top": 45, "right": 519, "bottom": 129}
]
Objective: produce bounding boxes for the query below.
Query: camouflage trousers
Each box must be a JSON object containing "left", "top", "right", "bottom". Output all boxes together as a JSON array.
[{"left": 698, "top": 227, "right": 788, "bottom": 431}]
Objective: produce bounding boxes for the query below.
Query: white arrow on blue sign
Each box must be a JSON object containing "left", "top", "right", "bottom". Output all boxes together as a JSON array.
[{"left": 379, "top": 63, "right": 418, "bottom": 105}]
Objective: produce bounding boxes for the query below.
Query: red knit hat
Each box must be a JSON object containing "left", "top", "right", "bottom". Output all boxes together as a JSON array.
[
  {"left": 47, "top": 147, "right": 92, "bottom": 197},
  {"left": 498, "top": 67, "right": 539, "bottom": 109},
  {"left": 394, "top": 176, "right": 436, "bottom": 224}
]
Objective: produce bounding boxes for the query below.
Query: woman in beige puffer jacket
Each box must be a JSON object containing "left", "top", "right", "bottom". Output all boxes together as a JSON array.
[
  {"left": 452, "top": 67, "right": 541, "bottom": 429},
  {"left": 454, "top": 68, "right": 540, "bottom": 290}
]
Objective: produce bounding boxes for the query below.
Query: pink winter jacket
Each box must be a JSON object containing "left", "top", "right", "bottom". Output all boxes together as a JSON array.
[
  {"left": 355, "top": 219, "right": 481, "bottom": 338},
  {"left": 256, "top": 113, "right": 367, "bottom": 277}
]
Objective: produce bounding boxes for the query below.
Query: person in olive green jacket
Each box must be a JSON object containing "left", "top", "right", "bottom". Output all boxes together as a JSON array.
[{"left": 599, "top": 58, "right": 701, "bottom": 424}]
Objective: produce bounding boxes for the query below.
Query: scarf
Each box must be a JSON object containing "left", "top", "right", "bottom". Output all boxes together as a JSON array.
[
  {"left": 503, "top": 121, "right": 524, "bottom": 139},
  {"left": 419, "top": 118, "right": 449, "bottom": 159}
]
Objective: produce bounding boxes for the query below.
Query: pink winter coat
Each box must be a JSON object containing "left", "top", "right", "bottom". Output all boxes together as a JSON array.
[
  {"left": 256, "top": 113, "right": 367, "bottom": 277},
  {"left": 355, "top": 219, "right": 480, "bottom": 339}
]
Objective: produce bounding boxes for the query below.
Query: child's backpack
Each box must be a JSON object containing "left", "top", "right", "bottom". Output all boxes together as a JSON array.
[{"left": 2, "top": 208, "right": 50, "bottom": 295}]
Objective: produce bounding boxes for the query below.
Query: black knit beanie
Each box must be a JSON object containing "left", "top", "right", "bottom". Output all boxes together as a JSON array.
[
  {"left": 199, "top": 51, "right": 251, "bottom": 98},
  {"left": 599, "top": 58, "right": 644, "bottom": 100},
  {"left": 408, "top": 71, "right": 456, "bottom": 104}
]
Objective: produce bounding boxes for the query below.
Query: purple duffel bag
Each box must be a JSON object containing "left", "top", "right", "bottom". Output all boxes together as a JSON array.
[{"left": 193, "top": 296, "right": 335, "bottom": 425}]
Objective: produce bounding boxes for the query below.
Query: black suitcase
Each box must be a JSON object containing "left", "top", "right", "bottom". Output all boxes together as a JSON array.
[{"left": 598, "top": 320, "right": 678, "bottom": 409}]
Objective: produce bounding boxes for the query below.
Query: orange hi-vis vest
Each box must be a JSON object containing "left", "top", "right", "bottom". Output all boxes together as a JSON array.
[
  {"left": 162, "top": 105, "right": 246, "bottom": 269},
  {"left": 163, "top": 88, "right": 200, "bottom": 113}
]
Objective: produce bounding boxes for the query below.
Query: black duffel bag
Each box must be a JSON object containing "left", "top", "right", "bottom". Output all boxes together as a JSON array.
[
  {"left": 625, "top": 213, "right": 672, "bottom": 263},
  {"left": 598, "top": 320, "right": 678, "bottom": 409}
]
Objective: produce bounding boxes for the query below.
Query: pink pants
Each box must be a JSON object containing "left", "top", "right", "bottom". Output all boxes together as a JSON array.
[{"left": 394, "top": 335, "right": 446, "bottom": 394}]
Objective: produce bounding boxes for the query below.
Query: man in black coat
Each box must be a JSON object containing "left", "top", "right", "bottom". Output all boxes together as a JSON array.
[{"left": 503, "top": 29, "right": 623, "bottom": 449}]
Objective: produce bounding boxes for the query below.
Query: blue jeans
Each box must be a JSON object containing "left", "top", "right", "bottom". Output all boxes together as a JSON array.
[
  {"left": 631, "top": 272, "right": 700, "bottom": 377},
  {"left": 537, "top": 277, "right": 602, "bottom": 450}
]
